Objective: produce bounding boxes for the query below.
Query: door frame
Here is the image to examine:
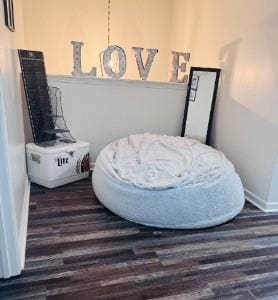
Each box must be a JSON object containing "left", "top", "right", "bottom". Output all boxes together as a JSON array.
[{"left": 0, "top": 73, "right": 22, "bottom": 278}]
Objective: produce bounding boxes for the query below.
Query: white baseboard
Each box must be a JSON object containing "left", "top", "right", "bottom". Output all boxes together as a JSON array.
[
  {"left": 0, "top": 255, "right": 2, "bottom": 279},
  {"left": 263, "top": 201, "right": 278, "bottom": 212},
  {"left": 90, "top": 162, "right": 95, "bottom": 171},
  {"left": 244, "top": 188, "right": 278, "bottom": 212},
  {"left": 19, "top": 178, "right": 30, "bottom": 269}
]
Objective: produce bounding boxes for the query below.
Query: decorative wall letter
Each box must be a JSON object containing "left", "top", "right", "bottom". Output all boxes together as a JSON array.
[
  {"left": 71, "top": 41, "right": 96, "bottom": 77},
  {"left": 170, "top": 51, "right": 190, "bottom": 83},
  {"left": 70, "top": 41, "right": 191, "bottom": 83},
  {"left": 132, "top": 47, "right": 158, "bottom": 80},
  {"left": 103, "top": 45, "right": 126, "bottom": 79}
]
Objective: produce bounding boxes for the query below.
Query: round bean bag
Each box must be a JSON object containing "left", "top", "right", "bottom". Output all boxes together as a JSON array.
[{"left": 92, "top": 133, "right": 245, "bottom": 229}]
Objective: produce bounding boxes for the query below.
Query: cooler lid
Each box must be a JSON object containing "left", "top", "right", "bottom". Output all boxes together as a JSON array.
[{"left": 26, "top": 140, "right": 89, "bottom": 154}]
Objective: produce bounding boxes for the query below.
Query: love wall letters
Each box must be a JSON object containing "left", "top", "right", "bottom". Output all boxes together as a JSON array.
[{"left": 71, "top": 41, "right": 190, "bottom": 83}]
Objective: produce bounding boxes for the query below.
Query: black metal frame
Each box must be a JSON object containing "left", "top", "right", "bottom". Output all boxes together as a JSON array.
[
  {"left": 18, "top": 49, "right": 56, "bottom": 145},
  {"left": 3, "top": 0, "right": 15, "bottom": 32},
  {"left": 181, "top": 67, "right": 221, "bottom": 145}
]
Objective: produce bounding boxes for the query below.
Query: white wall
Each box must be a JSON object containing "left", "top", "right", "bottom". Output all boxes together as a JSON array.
[
  {"left": 0, "top": 0, "right": 29, "bottom": 277},
  {"left": 47, "top": 76, "right": 186, "bottom": 162},
  {"left": 0, "top": 0, "right": 27, "bottom": 237},
  {"left": 172, "top": 0, "right": 278, "bottom": 210},
  {"left": 22, "top": 0, "right": 174, "bottom": 82}
]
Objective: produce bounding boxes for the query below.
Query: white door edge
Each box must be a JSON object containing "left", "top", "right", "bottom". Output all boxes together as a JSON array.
[{"left": 0, "top": 72, "right": 22, "bottom": 278}]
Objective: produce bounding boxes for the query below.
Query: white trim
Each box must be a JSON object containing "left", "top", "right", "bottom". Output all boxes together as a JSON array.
[
  {"left": 47, "top": 75, "right": 187, "bottom": 91},
  {"left": 265, "top": 201, "right": 278, "bottom": 212},
  {"left": 90, "top": 162, "right": 95, "bottom": 171},
  {"left": 245, "top": 188, "right": 267, "bottom": 211},
  {"left": 0, "top": 254, "right": 2, "bottom": 278},
  {"left": 0, "top": 73, "right": 22, "bottom": 278},
  {"left": 268, "top": 155, "right": 278, "bottom": 205},
  {"left": 245, "top": 188, "right": 278, "bottom": 212},
  {"left": 19, "top": 179, "right": 30, "bottom": 269}
]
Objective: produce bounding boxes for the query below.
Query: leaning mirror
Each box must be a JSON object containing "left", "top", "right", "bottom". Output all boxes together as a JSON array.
[{"left": 181, "top": 67, "right": 221, "bottom": 144}]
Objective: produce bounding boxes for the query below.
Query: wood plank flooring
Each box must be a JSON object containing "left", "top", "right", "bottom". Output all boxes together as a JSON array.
[{"left": 1, "top": 176, "right": 278, "bottom": 299}]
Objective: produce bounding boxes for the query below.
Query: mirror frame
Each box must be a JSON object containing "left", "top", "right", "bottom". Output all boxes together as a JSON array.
[{"left": 181, "top": 67, "right": 221, "bottom": 145}]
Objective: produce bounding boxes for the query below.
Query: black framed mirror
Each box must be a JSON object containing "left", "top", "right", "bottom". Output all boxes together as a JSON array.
[{"left": 181, "top": 67, "right": 221, "bottom": 144}]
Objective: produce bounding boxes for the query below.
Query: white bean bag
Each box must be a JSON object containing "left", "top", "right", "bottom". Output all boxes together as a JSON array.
[{"left": 92, "top": 133, "right": 245, "bottom": 229}]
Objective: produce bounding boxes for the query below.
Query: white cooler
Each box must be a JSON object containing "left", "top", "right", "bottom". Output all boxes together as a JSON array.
[{"left": 26, "top": 140, "right": 90, "bottom": 188}]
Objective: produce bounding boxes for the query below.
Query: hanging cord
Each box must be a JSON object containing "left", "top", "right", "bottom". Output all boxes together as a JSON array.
[
  {"left": 99, "top": 0, "right": 111, "bottom": 76},
  {"left": 107, "top": 0, "right": 111, "bottom": 47}
]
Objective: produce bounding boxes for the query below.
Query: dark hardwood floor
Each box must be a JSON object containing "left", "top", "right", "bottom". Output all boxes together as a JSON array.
[{"left": 1, "top": 176, "right": 278, "bottom": 299}]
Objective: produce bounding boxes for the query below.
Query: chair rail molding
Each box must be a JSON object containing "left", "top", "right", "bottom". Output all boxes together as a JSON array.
[{"left": 47, "top": 75, "right": 186, "bottom": 91}]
